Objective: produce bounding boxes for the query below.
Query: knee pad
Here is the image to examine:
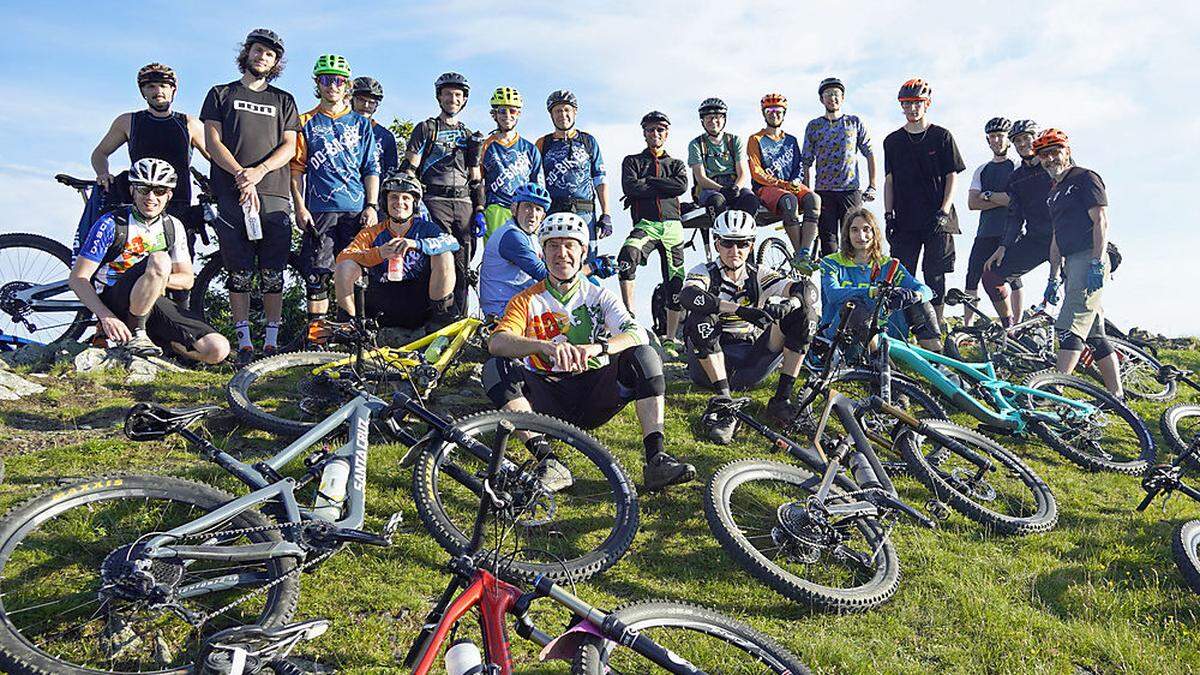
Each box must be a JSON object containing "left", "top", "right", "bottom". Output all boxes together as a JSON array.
[
  {"left": 705, "top": 190, "right": 727, "bottom": 212},
  {"left": 621, "top": 344, "right": 665, "bottom": 398},
  {"left": 801, "top": 191, "right": 821, "bottom": 224},
  {"left": 1056, "top": 329, "right": 1084, "bottom": 352},
  {"left": 777, "top": 193, "right": 801, "bottom": 227},
  {"left": 685, "top": 312, "right": 722, "bottom": 357},
  {"left": 304, "top": 272, "right": 329, "bottom": 301},
  {"left": 780, "top": 305, "right": 818, "bottom": 353},
  {"left": 226, "top": 269, "right": 256, "bottom": 294},
  {"left": 1086, "top": 336, "right": 1115, "bottom": 360},
  {"left": 980, "top": 267, "right": 1010, "bottom": 302},
  {"left": 617, "top": 245, "right": 643, "bottom": 281},
  {"left": 481, "top": 357, "right": 524, "bottom": 408},
  {"left": 664, "top": 276, "right": 683, "bottom": 311},
  {"left": 259, "top": 268, "right": 285, "bottom": 294},
  {"left": 903, "top": 302, "right": 941, "bottom": 341},
  {"left": 1009, "top": 276, "right": 1024, "bottom": 290}
]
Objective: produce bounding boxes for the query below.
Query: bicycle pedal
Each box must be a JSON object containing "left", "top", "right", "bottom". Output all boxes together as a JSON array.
[
  {"left": 381, "top": 511, "right": 403, "bottom": 543},
  {"left": 925, "top": 499, "right": 951, "bottom": 521}
]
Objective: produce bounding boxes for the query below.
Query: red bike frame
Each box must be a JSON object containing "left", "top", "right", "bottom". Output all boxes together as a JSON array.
[{"left": 411, "top": 568, "right": 525, "bottom": 675}]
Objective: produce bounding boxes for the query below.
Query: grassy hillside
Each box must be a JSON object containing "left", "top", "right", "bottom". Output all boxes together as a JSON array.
[{"left": 1, "top": 347, "right": 1198, "bottom": 673}]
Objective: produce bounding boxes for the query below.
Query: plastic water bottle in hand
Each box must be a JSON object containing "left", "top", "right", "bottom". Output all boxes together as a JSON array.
[{"left": 242, "top": 200, "right": 263, "bottom": 241}]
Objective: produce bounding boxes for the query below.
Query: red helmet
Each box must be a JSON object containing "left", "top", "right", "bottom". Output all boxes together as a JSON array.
[
  {"left": 1032, "top": 128, "right": 1070, "bottom": 153},
  {"left": 760, "top": 92, "right": 788, "bottom": 110},
  {"left": 897, "top": 78, "right": 932, "bottom": 102}
]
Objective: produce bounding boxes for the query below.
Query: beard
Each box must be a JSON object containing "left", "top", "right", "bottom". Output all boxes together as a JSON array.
[{"left": 147, "top": 99, "right": 171, "bottom": 113}]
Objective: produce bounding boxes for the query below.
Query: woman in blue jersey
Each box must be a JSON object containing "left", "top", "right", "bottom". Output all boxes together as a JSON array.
[{"left": 818, "top": 208, "right": 942, "bottom": 351}]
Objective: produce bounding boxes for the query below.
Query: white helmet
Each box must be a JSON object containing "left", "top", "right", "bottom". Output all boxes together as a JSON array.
[
  {"left": 129, "top": 157, "right": 178, "bottom": 189},
  {"left": 538, "top": 212, "right": 590, "bottom": 247},
  {"left": 711, "top": 209, "right": 756, "bottom": 241}
]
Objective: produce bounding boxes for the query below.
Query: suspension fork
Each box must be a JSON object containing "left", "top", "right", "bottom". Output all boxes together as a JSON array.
[{"left": 868, "top": 397, "right": 994, "bottom": 472}]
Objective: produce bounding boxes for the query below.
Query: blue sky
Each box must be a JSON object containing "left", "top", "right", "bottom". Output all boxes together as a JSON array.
[{"left": 2, "top": 1, "right": 1198, "bottom": 333}]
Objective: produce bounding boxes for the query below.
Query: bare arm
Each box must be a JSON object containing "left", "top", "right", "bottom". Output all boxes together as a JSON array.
[
  {"left": 91, "top": 114, "right": 131, "bottom": 188},
  {"left": 596, "top": 182, "right": 610, "bottom": 215},
  {"left": 883, "top": 173, "right": 894, "bottom": 212},
  {"left": 940, "top": 172, "right": 957, "bottom": 213},
  {"left": 204, "top": 121, "right": 243, "bottom": 175},
  {"left": 68, "top": 257, "right": 131, "bottom": 342},
  {"left": 1090, "top": 205, "right": 1108, "bottom": 260},
  {"left": 865, "top": 151, "right": 878, "bottom": 191},
  {"left": 489, "top": 329, "right": 551, "bottom": 359},
  {"left": 691, "top": 164, "right": 723, "bottom": 192},
  {"left": 186, "top": 115, "right": 211, "bottom": 162},
  {"left": 167, "top": 261, "right": 194, "bottom": 291}
]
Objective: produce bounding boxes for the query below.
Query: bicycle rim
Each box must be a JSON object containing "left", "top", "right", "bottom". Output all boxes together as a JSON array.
[{"left": 0, "top": 233, "right": 89, "bottom": 344}]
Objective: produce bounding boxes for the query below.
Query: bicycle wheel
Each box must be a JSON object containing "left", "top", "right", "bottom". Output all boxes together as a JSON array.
[
  {"left": 0, "top": 475, "right": 300, "bottom": 675},
  {"left": 190, "top": 253, "right": 306, "bottom": 347},
  {"left": 944, "top": 328, "right": 1048, "bottom": 379},
  {"left": 895, "top": 420, "right": 1057, "bottom": 535},
  {"left": 704, "top": 458, "right": 900, "bottom": 612},
  {"left": 1024, "top": 369, "right": 1155, "bottom": 474},
  {"left": 571, "top": 600, "right": 810, "bottom": 674},
  {"left": 226, "top": 350, "right": 361, "bottom": 435},
  {"left": 1161, "top": 403, "right": 1200, "bottom": 457},
  {"left": 1108, "top": 337, "right": 1175, "bottom": 401},
  {"left": 412, "top": 410, "right": 638, "bottom": 583},
  {"left": 0, "top": 233, "right": 91, "bottom": 344},
  {"left": 1172, "top": 520, "right": 1200, "bottom": 595},
  {"left": 755, "top": 237, "right": 793, "bottom": 279}
]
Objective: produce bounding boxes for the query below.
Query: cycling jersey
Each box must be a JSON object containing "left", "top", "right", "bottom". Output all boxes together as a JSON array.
[
  {"left": 334, "top": 217, "right": 459, "bottom": 284},
  {"left": 621, "top": 149, "right": 688, "bottom": 223},
  {"left": 536, "top": 130, "right": 606, "bottom": 205},
  {"left": 969, "top": 158, "right": 1016, "bottom": 238},
  {"left": 370, "top": 119, "right": 400, "bottom": 178},
  {"left": 291, "top": 107, "right": 381, "bottom": 213},
  {"left": 78, "top": 208, "right": 188, "bottom": 291},
  {"left": 818, "top": 252, "right": 932, "bottom": 338},
  {"left": 199, "top": 80, "right": 300, "bottom": 199},
  {"left": 1047, "top": 166, "right": 1107, "bottom": 257},
  {"left": 1001, "top": 159, "right": 1054, "bottom": 246},
  {"left": 747, "top": 130, "right": 806, "bottom": 193},
  {"left": 406, "top": 117, "right": 474, "bottom": 189},
  {"left": 481, "top": 133, "right": 543, "bottom": 208},
  {"left": 686, "top": 133, "right": 745, "bottom": 180},
  {"left": 494, "top": 276, "right": 646, "bottom": 373},
  {"left": 800, "top": 115, "right": 873, "bottom": 192},
  {"left": 480, "top": 220, "right": 546, "bottom": 316},
  {"left": 683, "top": 262, "right": 789, "bottom": 337},
  {"left": 128, "top": 111, "right": 192, "bottom": 208}
]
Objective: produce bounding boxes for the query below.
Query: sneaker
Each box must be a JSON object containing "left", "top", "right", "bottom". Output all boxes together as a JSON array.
[
  {"left": 262, "top": 344, "right": 279, "bottom": 357},
  {"left": 235, "top": 346, "right": 256, "bottom": 367},
  {"left": 536, "top": 457, "right": 574, "bottom": 493},
  {"left": 765, "top": 397, "right": 801, "bottom": 426},
  {"left": 661, "top": 338, "right": 684, "bottom": 361},
  {"left": 305, "top": 320, "right": 330, "bottom": 349},
  {"left": 124, "top": 331, "right": 162, "bottom": 358},
  {"left": 702, "top": 396, "right": 739, "bottom": 445},
  {"left": 643, "top": 452, "right": 696, "bottom": 492}
]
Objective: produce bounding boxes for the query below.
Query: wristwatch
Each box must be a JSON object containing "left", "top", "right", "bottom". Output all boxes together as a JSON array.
[
  {"left": 597, "top": 340, "right": 610, "bottom": 357},
  {"left": 982, "top": 191, "right": 992, "bottom": 201},
  {"left": 364, "top": 202, "right": 378, "bottom": 210}
]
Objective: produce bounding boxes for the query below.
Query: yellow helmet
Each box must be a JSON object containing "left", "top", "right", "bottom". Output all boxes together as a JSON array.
[{"left": 490, "top": 86, "right": 523, "bottom": 109}]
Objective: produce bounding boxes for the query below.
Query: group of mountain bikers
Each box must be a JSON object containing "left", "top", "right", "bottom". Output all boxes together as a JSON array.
[{"left": 69, "top": 26, "right": 1119, "bottom": 493}]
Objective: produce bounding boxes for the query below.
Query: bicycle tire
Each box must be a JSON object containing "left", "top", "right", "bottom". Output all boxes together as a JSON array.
[
  {"left": 895, "top": 420, "right": 1058, "bottom": 535},
  {"left": 944, "top": 328, "right": 1047, "bottom": 379},
  {"left": 571, "top": 600, "right": 810, "bottom": 674},
  {"left": 1108, "top": 337, "right": 1175, "bottom": 402},
  {"left": 1160, "top": 403, "right": 1200, "bottom": 457},
  {"left": 704, "top": 458, "right": 900, "bottom": 612},
  {"left": 191, "top": 253, "right": 306, "bottom": 347},
  {"left": 227, "top": 350, "right": 354, "bottom": 435},
  {"left": 755, "top": 237, "right": 793, "bottom": 280},
  {"left": 0, "top": 474, "right": 300, "bottom": 675},
  {"left": 1172, "top": 520, "right": 1200, "bottom": 595},
  {"left": 0, "top": 232, "right": 91, "bottom": 344},
  {"left": 412, "top": 410, "right": 638, "bottom": 583},
  {"left": 1024, "top": 369, "right": 1155, "bottom": 474}
]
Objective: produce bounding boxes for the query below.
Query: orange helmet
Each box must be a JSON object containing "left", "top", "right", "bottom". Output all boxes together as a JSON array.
[
  {"left": 760, "top": 92, "right": 788, "bottom": 110},
  {"left": 897, "top": 78, "right": 932, "bottom": 102},
  {"left": 1032, "top": 128, "right": 1069, "bottom": 153}
]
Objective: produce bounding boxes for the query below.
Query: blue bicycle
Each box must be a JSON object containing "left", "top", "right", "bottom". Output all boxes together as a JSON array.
[{"left": 825, "top": 269, "right": 1154, "bottom": 475}]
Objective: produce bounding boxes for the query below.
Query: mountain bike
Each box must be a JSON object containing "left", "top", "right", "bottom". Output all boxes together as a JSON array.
[
  {"left": 402, "top": 418, "right": 810, "bottom": 673},
  {"left": 227, "top": 285, "right": 487, "bottom": 436},
  {"left": 844, "top": 285, "right": 1154, "bottom": 474},
  {"left": 0, "top": 379, "right": 637, "bottom": 673},
  {"left": 1137, "top": 429, "right": 1200, "bottom": 595},
  {"left": 1159, "top": 365, "right": 1200, "bottom": 457}
]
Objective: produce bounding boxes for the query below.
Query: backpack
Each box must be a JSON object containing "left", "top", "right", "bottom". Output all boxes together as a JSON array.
[
  {"left": 97, "top": 208, "right": 177, "bottom": 268},
  {"left": 73, "top": 171, "right": 132, "bottom": 259},
  {"left": 692, "top": 133, "right": 738, "bottom": 197}
]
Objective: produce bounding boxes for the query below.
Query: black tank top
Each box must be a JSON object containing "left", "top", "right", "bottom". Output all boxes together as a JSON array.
[{"left": 128, "top": 111, "right": 191, "bottom": 206}]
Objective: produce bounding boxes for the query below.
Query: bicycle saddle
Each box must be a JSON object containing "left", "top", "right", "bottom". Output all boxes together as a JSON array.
[
  {"left": 124, "top": 402, "right": 221, "bottom": 441},
  {"left": 943, "top": 288, "right": 971, "bottom": 306},
  {"left": 55, "top": 173, "right": 96, "bottom": 189}
]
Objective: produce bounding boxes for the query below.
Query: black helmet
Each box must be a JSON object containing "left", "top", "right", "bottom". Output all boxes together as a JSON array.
[
  {"left": 1009, "top": 119, "right": 1039, "bottom": 140},
  {"left": 698, "top": 97, "right": 728, "bottom": 117},
  {"left": 245, "top": 28, "right": 284, "bottom": 54},
  {"left": 352, "top": 76, "right": 384, "bottom": 99},
  {"left": 434, "top": 72, "right": 470, "bottom": 96},
  {"left": 985, "top": 117, "right": 1013, "bottom": 134},
  {"left": 381, "top": 172, "right": 423, "bottom": 201},
  {"left": 897, "top": 78, "right": 932, "bottom": 102},
  {"left": 818, "top": 77, "right": 845, "bottom": 96},
  {"left": 546, "top": 89, "right": 578, "bottom": 111},
  {"left": 640, "top": 110, "right": 671, "bottom": 128}
]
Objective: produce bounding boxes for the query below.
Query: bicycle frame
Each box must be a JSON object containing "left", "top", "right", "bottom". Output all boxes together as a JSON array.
[{"left": 314, "top": 316, "right": 483, "bottom": 380}]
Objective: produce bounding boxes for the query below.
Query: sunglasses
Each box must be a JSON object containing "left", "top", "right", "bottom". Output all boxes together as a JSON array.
[
  {"left": 763, "top": 107, "right": 785, "bottom": 114},
  {"left": 134, "top": 185, "right": 171, "bottom": 197},
  {"left": 717, "top": 239, "right": 752, "bottom": 250},
  {"left": 317, "top": 75, "right": 348, "bottom": 88}
]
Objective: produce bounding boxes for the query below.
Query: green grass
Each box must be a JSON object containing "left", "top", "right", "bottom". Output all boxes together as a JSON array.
[{"left": 0, "top": 349, "right": 1199, "bottom": 673}]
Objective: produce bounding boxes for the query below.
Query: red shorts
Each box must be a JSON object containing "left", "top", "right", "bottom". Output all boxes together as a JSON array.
[{"left": 756, "top": 184, "right": 811, "bottom": 215}]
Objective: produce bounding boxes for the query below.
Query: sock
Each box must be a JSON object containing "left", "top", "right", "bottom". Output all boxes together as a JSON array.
[
  {"left": 264, "top": 321, "right": 281, "bottom": 349},
  {"left": 307, "top": 311, "right": 325, "bottom": 324},
  {"left": 643, "top": 431, "right": 665, "bottom": 462},
  {"left": 774, "top": 374, "right": 796, "bottom": 402},
  {"left": 712, "top": 378, "right": 731, "bottom": 398},
  {"left": 235, "top": 321, "right": 252, "bottom": 350},
  {"left": 132, "top": 312, "right": 149, "bottom": 333}
]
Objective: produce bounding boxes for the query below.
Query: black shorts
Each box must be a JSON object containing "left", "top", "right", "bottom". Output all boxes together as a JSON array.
[
  {"left": 100, "top": 258, "right": 218, "bottom": 352},
  {"left": 687, "top": 331, "right": 782, "bottom": 391},
  {"left": 481, "top": 356, "right": 636, "bottom": 430},
  {"left": 815, "top": 190, "right": 862, "bottom": 257},
  {"left": 362, "top": 266, "right": 432, "bottom": 329},
  {"left": 301, "top": 211, "right": 362, "bottom": 279},
  {"left": 965, "top": 235, "right": 1003, "bottom": 291},
  {"left": 214, "top": 194, "right": 293, "bottom": 274},
  {"left": 424, "top": 196, "right": 474, "bottom": 307},
  {"left": 888, "top": 228, "right": 956, "bottom": 278},
  {"left": 996, "top": 235, "right": 1051, "bottom": 282}
]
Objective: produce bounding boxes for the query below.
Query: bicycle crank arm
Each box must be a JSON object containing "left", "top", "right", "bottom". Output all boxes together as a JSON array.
[{"left": 870, "top": 491, "right": 938, "bottom": 529}]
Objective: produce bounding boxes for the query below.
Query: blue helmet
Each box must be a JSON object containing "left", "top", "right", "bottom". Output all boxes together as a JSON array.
[{"left": 512, "top": 182, "right": 551, "bottom": 210}]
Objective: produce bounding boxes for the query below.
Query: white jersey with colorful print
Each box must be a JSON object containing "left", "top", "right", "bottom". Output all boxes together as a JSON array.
[{"left": 495, "top": 277, "right": 646, "bottom": 373}]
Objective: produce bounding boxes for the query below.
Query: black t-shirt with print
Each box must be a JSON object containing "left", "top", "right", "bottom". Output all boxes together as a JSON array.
[
  {"left": 1048, "top": 166, "right": 1107, "bottom": 257},
  {"left": 883, "top": 124, "right": 966, "bottom": 233},
  {"left": 200, "top": 80, "right": 300, "bottom": 199}
]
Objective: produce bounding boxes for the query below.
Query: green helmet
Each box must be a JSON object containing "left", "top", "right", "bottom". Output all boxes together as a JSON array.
[{"left": 313, "top": 54, "right": 351, "bottom": 78}]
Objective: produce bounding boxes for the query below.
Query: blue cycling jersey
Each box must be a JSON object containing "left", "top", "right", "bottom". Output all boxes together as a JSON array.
[
  {"left": 481, "top": 133, "right": 542, "bottom": 208},
  {"left": 818, "top": 252, "right": 932, "bottom": 339},
  {"left": 536, "top": 130, "right": 605, "bottom": 203},
  {"left": 480, "top": 220, "right": 547, "bottom": 316}
]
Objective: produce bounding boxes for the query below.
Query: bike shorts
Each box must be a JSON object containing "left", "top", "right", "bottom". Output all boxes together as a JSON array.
[
  {"left": 996, "top": 234, "right": 1051, "bottom": 281},
  {"left": 302, "top": 211, "right": 363, "bottom": 279},
  {"left": 888, "top": 228, "right": 956, "bottom": 278},
  {"left": 100, "top": 257, "right": 218, "bottom": 352},
  {"left": 756, "top": 185, "right": 812, "bottom": 213},
  {"left": 482, "top": 353, "right": 642, "bottom": 430},
  {"left": 619, "top": 219, "right": 685, "bottom": 282},
  {"left": 686, "top": 331, "right": 783, "bottom": 391},
  {"left": 362, "top": 265, "right": 434, "bottom": 330},
  {"left": 214, "top": 194, "right": 292, "bottom": 274},
  {"left": 965, "top": 235, "right": 1004, "bottom": 291},
  {"left": 1056, "top": 250, "right": 1107, "bottom": 341},
  {"left": 424, "top": 195, "right": 474, "bottom": 310},
  {"left": 815, "top": 190, "right": 862, "bottom": 257}
]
